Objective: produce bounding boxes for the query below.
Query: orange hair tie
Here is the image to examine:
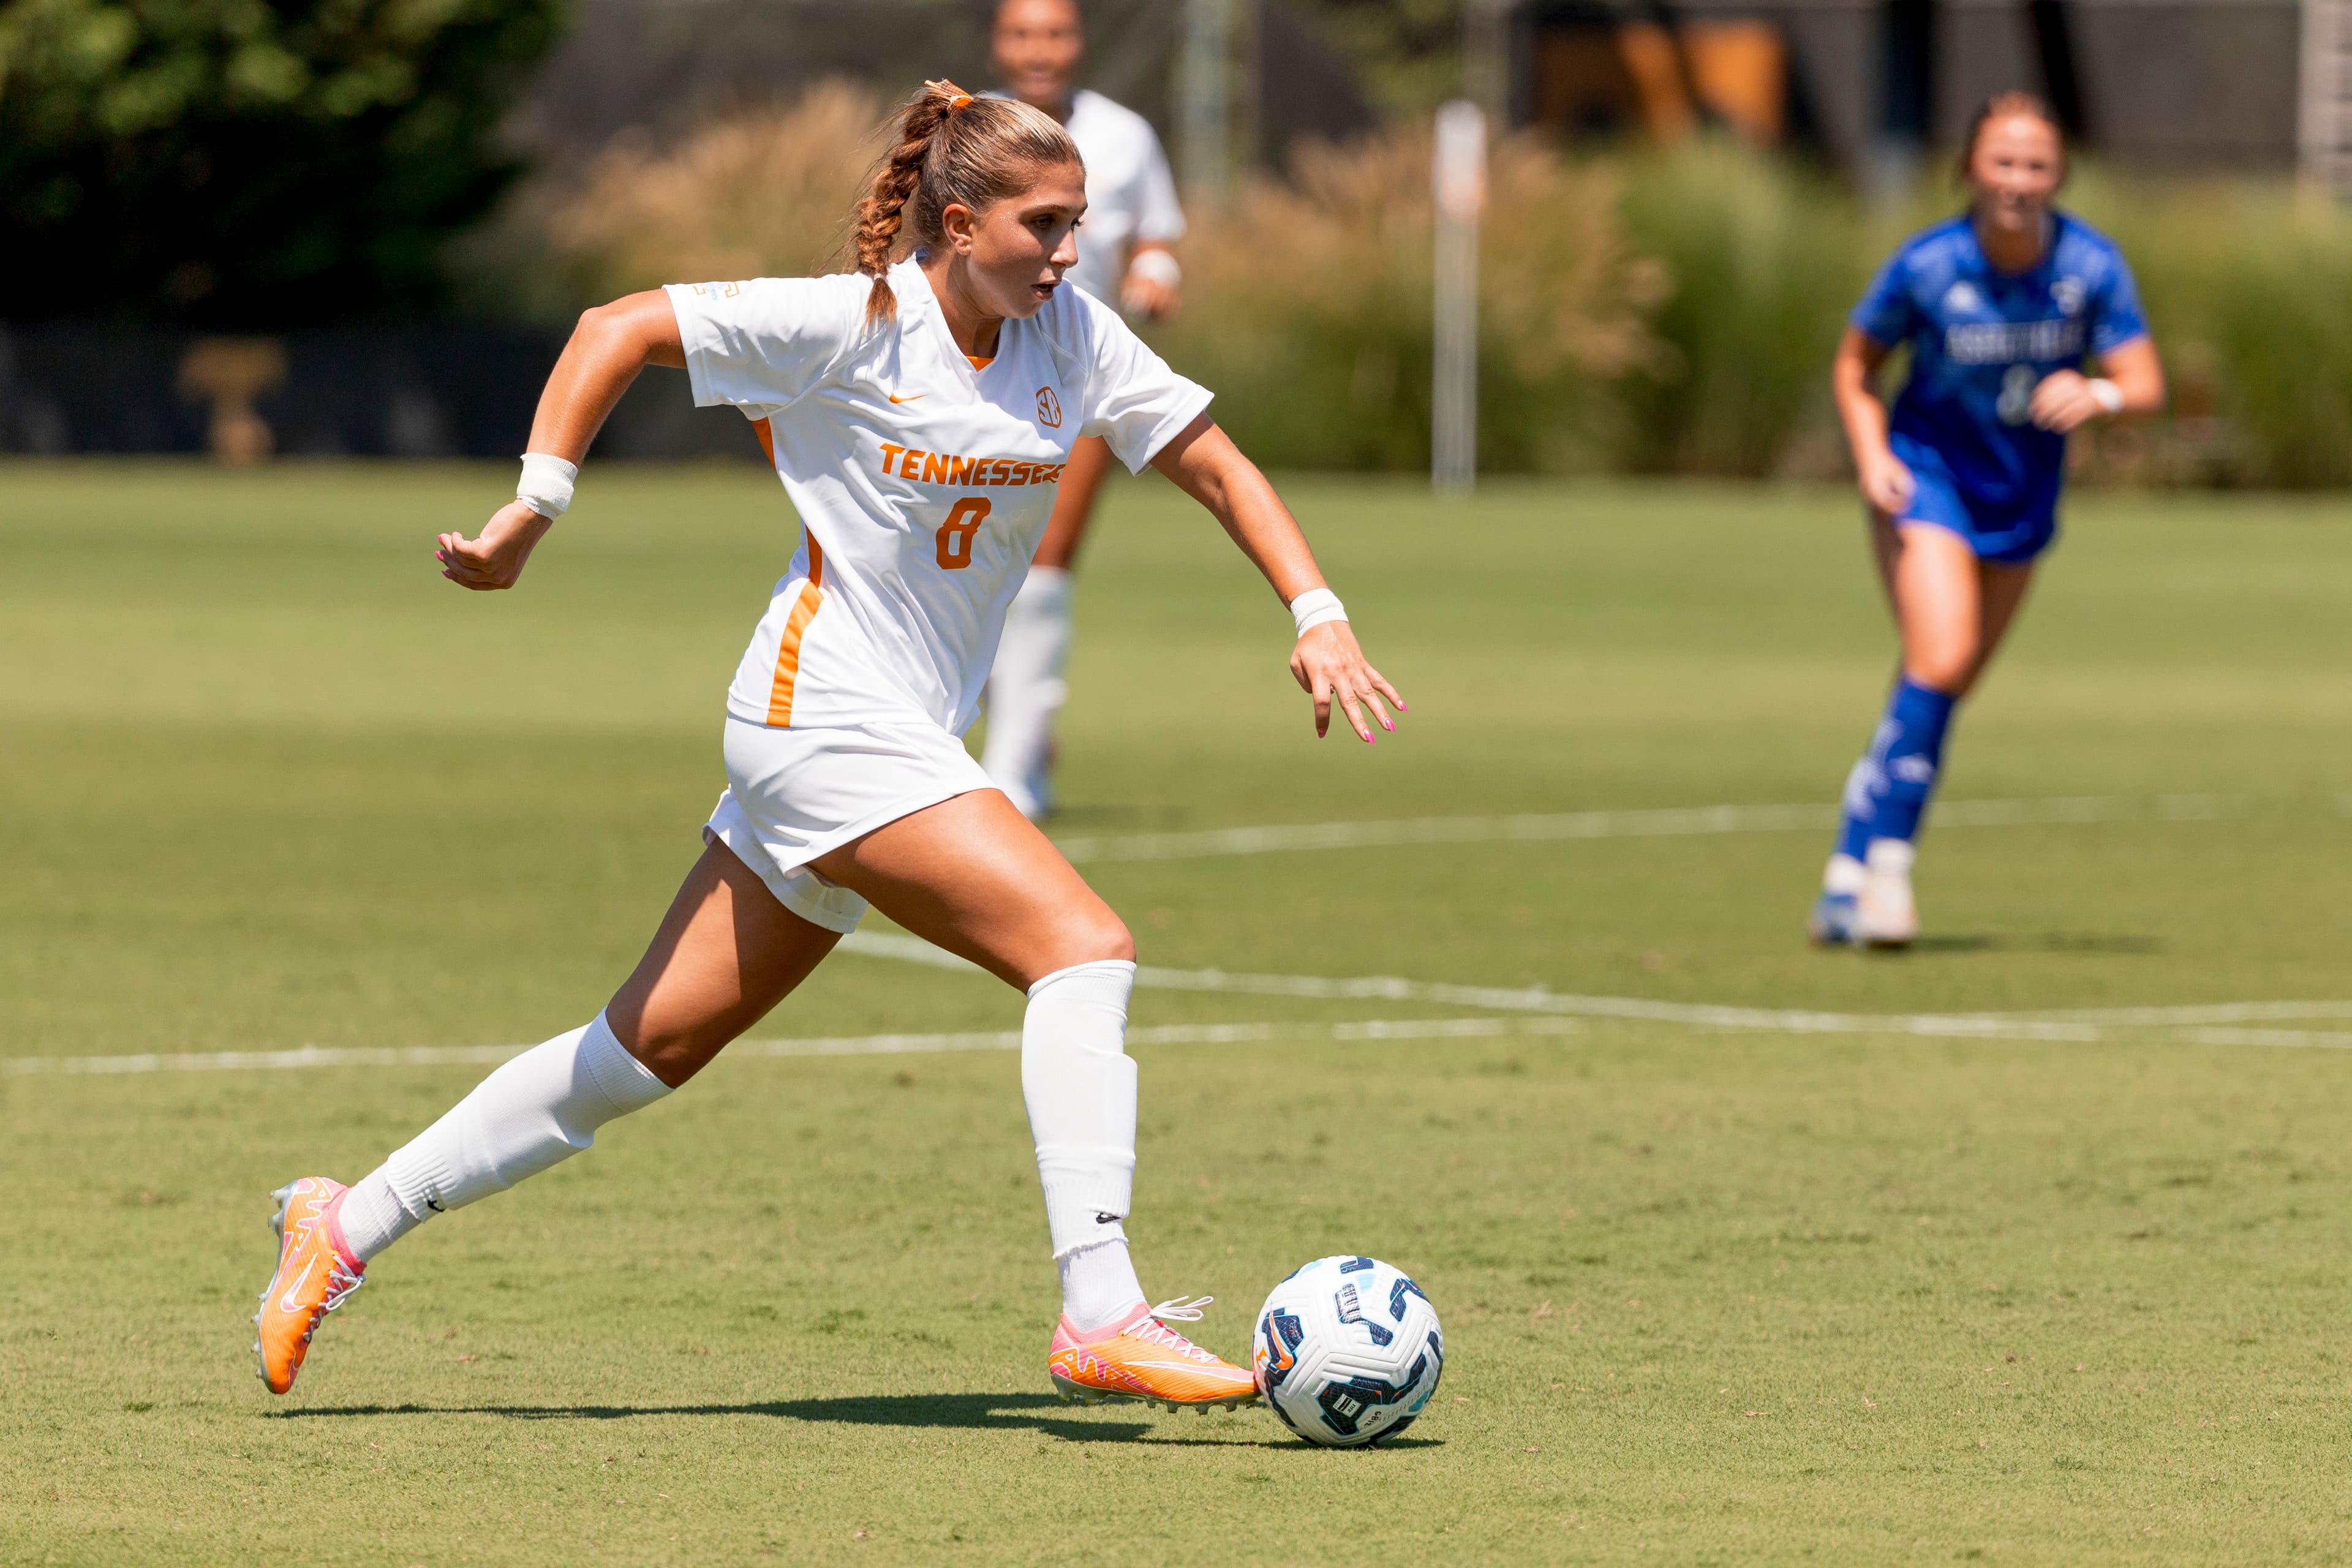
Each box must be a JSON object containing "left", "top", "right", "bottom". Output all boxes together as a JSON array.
[{"left": 926, "top": 78, "right": 975, "bottom": 112}]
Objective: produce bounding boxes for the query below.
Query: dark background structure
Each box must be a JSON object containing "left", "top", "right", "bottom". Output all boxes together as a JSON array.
[{"left": 0, "top": 0, "right": 2340, "bottom": 462}]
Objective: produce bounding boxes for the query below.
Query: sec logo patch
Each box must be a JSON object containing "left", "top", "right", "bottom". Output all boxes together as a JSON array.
[{"left": 1035, "top": 386, "right": 1063, "bottom": 428}]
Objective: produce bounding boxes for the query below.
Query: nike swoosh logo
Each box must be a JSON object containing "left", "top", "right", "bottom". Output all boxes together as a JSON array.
[
  {"left": 277, "top": 1254, "right": 320, "bottom": 1314},
  {"left": 888, "top": 393, "right": 925, "bottom": 404}
]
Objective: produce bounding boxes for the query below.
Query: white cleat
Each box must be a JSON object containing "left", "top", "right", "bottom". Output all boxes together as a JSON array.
[{"left": 1856, "top": 839, "right": 1918, "bottom": 949}]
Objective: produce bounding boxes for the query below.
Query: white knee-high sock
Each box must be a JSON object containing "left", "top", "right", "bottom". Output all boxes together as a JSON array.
[
  {"left": 981, "top": 566, "right": 1072, "bottom": 820},
  {"left": 334, "top": 1012, "right": 672, "bottom": 1262},
  {"left": 1023, "top": 959, "right": 1144, "bottom": 1328}
]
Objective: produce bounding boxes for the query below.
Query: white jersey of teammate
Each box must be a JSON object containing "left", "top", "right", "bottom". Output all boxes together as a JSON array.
[
  {"left": 1048, "top": 88, "right": 1185, "bottom": 305},
  {"left": 666, "top": 258, "right": 1208, "bottom": 735}
]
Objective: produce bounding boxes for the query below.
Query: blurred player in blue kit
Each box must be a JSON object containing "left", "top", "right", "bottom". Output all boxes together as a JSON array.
[{"left": 1811, "top": 92, "right": 2166, "bottom": 948}]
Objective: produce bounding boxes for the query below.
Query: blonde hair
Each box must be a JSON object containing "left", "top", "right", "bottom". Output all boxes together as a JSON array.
[{"left": 851, "top": 79, "right": 1082, "bottom": 324}]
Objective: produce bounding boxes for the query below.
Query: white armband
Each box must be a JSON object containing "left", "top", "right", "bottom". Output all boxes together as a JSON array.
[
  {"left": 1289, "top": 587, "right": 1347, "bottom": 638},
  {"left": 516, "top": 452, "right": 579, "bottom": 519},
  {"left": 2087, "top": 379, "right": 2124, "bottom": 415},
  {"left": 1126, "top": 249, "right": 1182, "bottom": 289}
]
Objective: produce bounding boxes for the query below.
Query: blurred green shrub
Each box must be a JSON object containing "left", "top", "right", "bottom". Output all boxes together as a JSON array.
[
  {"left": 1608, "top": 138, "right": 1864, "bottom": 478},
  {"left": 1152, "top": 124, "right": 1665, "bottom": 475},
  {"left": 2066, "top": 172, "right": 2352, "bottom": 489},
  {"left": 499, "top": 79, "right": 886, "bottom": 318},
  {"left": 0, "top": 0, "right": 560, "bottom": 326},
  {"left": 2206, "top": 208, "right": 2352, "bottom": 489}
]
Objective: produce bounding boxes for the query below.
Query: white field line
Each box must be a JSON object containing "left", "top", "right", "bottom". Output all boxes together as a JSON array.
[
  {"left": 18, "top": 905, "right": 2352, "bottom": 1076},
  {"left": 0, "top": 1014, "right": 1574, "bottom": 1079},
  {"left": 837, "top": 932, "right": 2352, "bottom": 1048},
  {"left": 1048, "top": 793, "right": 2244, "bottom": 865}
]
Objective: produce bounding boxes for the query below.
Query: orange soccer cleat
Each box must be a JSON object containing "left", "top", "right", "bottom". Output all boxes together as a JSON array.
[
  {"left": 1048, "top": 1295, "right": 1259, "bottom": 1412},
  {"left": 252, "top": 1177, "right": 366, "bottom": 1395}
]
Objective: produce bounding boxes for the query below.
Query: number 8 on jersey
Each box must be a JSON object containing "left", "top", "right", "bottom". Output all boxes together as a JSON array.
[{"left": 937, "top": 496, "right": 990, "bottom": 570}]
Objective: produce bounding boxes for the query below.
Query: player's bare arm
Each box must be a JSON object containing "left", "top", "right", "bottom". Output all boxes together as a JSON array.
[
  {"left": 1831, "top": 326, "right": 1914, "bottom": 516},
  {"left": 2029, "top": 333, "right": 2166, "bottom": 433},
  {"left": 435, "top": 291, "right": 684, "bottom": 591},
  {"left": 1151, "top": 413, "right": 1404, "bottom": 743}
]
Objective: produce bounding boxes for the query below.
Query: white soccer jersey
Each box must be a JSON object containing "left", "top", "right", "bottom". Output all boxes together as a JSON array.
[
  {"left": 1061, "top": 89, "right": 1185, "bottom": 304},
  {"left": 666, "top": 258, "right": 1211, "bottom": 735}
]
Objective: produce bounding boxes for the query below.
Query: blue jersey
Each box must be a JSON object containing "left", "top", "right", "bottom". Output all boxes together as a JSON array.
[{"left": 1852, "top": 212, "right": 2147, "bottom": 529}]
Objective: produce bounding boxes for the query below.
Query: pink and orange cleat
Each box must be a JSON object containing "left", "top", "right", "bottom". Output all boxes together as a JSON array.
[
  {"left": 252, "top": 1177, "right": 365, "bottom": 1394},
  {"left": 1048, "top": 1295, "right": 1257, "bottom": 1412}
]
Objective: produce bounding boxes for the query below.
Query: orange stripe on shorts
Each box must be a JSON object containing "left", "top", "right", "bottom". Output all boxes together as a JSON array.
[
  {"left": 764, "top": 579, "right": 824, "bottom": 726},
  {"left": 752, "top": 415, "right": 776, "bottom": 466}
]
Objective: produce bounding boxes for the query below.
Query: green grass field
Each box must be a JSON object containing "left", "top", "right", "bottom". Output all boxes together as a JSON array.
[{"left": 6, "top": 460, "right": 2352, "bottom": 1565}]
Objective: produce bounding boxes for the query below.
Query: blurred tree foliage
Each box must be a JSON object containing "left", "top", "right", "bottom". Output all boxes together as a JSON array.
[
  {"left": 1297, "top": 0, "right": 1461, "bottom": 117},
  {"left": 0, "top": 0, "right": 562, "bottom": 325}
]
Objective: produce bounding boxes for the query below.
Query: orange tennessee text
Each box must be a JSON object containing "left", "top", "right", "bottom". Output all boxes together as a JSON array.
[{"left": 877, "top": 443, "right": 1066, "bottom": 488}]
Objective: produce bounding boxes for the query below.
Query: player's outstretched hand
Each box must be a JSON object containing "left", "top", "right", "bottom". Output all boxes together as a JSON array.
[
  {"left": 2027, "top": 369, "right": 2103, "bottom": 434},
  {"left": 1858, "top": 448, "right": 1916, "bottom": 517},
  {"left": 1291, "top": 622, "right": 1405, "bottom": 743},
  {"left": 437, "top": 501, "right": 553, "bottom": 592},
  {"left": 1120, "top": 274, "right": 1180, "bottom": 322}
]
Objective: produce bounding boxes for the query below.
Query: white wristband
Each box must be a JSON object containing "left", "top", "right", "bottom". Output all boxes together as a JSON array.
[
  {"left": 1126, "top": 249, "right": 1182, "bottom": 289},
  {"left": 516, "top": 452, "right": 578, "bottom": 519},
  {"left": 2087, "top": 379, "right": 2124, "bottom": 415},
  {"left": 1289, "top": 587, "right": 1347, "bottom": 638}
]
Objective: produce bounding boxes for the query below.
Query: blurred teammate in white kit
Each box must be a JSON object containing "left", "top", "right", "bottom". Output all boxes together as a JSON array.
[{"left": 982, "top": 0, "right": 1186, "bottom": 819}]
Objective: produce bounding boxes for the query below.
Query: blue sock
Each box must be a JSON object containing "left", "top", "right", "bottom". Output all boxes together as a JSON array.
[
  {"left": 1834, "top": 677, "right": 1957, "bottom": 854},
  {"left": 1834, "top": 761, "right": 1875, "bottom": 865}
]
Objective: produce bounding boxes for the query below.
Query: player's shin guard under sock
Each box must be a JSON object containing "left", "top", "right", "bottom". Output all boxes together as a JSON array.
[
  {"left": 1022, "top": 959, "right": 1140, "bottom": 1291},
  {"left": 333, "top": 1012, "right": 672, "bottom": 1261},
  {"left": 1833, "top": 676, "right": 1958, "bottom": 858},
  {"left": 979, "top": 566, "right": 1072, "bottom": 819}
]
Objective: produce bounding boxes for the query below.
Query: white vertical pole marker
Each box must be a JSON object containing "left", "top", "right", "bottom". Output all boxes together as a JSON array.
[
  {"left": 2301, "top": 0, "right": 2352, "bottom": 193},
  {"left": 1179, "top": 0, "right": 1235, "bottom": 202},
  {"left": 1431, "top": 99, "right": 1487, "bottom": 494}
]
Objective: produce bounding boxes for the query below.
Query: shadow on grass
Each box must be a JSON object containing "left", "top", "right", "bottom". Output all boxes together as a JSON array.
[
  {"left": 260, "top": 1392, "right": 1438, "bottom": 1449},
  {"left": 1886, "top": 933, "right": 2165, "bottom": 956}
]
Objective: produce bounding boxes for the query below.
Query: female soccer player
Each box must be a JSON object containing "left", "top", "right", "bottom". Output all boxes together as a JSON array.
[
  {"left": 1809, "top": 92, "right": 2163, "bottom": 948},
  {"left": 980, "top": 0, "right": 1188, "bottom": 819},
  {"left": 252, "top": 81, "right": 1401, "bottom": 1409}
]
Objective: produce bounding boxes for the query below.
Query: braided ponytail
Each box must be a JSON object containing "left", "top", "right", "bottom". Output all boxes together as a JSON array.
[{"left": 849, "top": 78, "right": 1082, "bottom": 326}]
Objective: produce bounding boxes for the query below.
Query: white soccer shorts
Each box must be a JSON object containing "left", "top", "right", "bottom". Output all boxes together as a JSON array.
[{"left": 703, "top": 715, "right": 995, "bottom": 933}]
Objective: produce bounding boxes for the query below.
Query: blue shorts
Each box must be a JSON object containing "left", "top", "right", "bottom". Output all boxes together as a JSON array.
[{"left": 1890, "top": 443, "right": 2057, "bottom": 565}]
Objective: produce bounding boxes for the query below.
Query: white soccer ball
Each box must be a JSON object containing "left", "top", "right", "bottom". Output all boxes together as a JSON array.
[{"left": 1252, "top": 1255, "right": 1444, "bottom": 1447}]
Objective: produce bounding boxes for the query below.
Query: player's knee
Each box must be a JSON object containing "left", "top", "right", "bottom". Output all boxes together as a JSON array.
[
  {"left": 1903, "top": 646, "right": 1976, "bottom": 695},
  {"left": 603, "top": 1006, "right": 724, "bottom": 1089},
  {"left": 1087, "top": 912, "right": 1137, "bottom": 966},
  {"left": 1058, "top": 908, "right": 1134, "bottom": 968},
  {"left": 1021, "top": 914, "right": 1134, "bottom": 991}
]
